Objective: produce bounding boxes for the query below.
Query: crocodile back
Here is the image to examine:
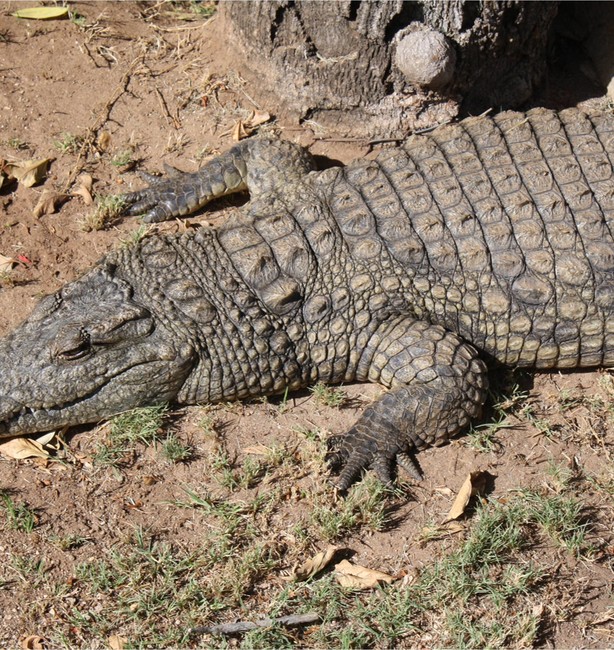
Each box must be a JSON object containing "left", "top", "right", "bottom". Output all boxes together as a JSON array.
[{"left": 324, "top": 108, "right": 614, "bottom": 369}]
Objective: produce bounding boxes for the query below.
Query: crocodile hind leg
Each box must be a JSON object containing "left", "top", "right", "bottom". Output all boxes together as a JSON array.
[
  {"left": 329, "top": 317, "right": 489, "bottom": 490},
  {"left": 121, "top": 137, "right": 316, "bottom": 223}
]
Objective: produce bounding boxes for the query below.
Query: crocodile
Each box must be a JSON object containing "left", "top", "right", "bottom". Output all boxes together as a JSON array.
[{"left": 1, "top": 107, "right": 614, "bottom": 489}]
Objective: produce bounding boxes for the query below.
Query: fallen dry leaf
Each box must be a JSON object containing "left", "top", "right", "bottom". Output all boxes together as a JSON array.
[
  {"left": 291, "top": 545, "right": 337, "bottom": 581},
  {"left": 33, "top": 190, "right": 69, "bottom": 218},
  {"left": 13, "top": 6, "right": 69, "bottom": 19},
  {"left": 34, "top": 431, "right": 58, "bottom": 448},
  {"left": 97, "top": 131, "right": 112, "bottom": 151},
  {"left": 334, "top": 559, "right": 394, "bottom": 589},
  {"left": 243, "top": 444, "right": 273, "bottom": 456},
  {"left": 0, "top": 253, "right": 15, "bottom": 274},
  {"left": 433, "top": 486, "right": 454, "bottom": 498},
  {"left": 421, "top": 521, "right": 465, "bottom": 542},
  {"left": 71, "top": 173, "right": 94, "bottom": 205},
  {"left": 0, "top": 437, "right": 49, "bottom": 460},
  {"left": 78, "top": 173, "right": 93, "bottom": 191},
  {"left": 107, "top": 634, "right": 126, "bottom": 650},
  {"left": 20, "top": 635, "right": 47, "bottom": 650},
  {"left": 230, "top": 111, "right": 272, "bottom": 142},
  {"left": 400, "top": 567, "right": 421, "bottom": 588},
  {"left": 443, "top": 471, "right": 488, "bottom": 523},
  {"left": 5, "top": 158, "right": 52, "bottom": 188},
  {"left": 245, "top": 110, "right": 272, "bottom": 128},
  {"left": 232, "top": 120, "right": 250, "bottom": 142}
]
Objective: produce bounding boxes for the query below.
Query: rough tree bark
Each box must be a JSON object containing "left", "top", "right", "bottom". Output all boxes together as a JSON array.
[{"left": 221, "top": 1, "right": 559, "bottom": 138}]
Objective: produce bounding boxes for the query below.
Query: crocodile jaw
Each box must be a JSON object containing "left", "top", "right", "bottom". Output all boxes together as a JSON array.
[
  {"left": 0, "top": 264, "right": 195, "bottom": 437},
  {"left": 0, "top": 355, "right": 193, "bottom": 436}
]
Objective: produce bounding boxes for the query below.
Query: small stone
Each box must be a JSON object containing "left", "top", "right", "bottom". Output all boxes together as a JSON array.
[{"left": 394, "top": 27, "right": 456, "bottom": 89}]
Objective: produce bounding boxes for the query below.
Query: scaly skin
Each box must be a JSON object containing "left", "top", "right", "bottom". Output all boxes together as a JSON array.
[{"left": 1, "top": 107, "right": 613, "bottom": 489}]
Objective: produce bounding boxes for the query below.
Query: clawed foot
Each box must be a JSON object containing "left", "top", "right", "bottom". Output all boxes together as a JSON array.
[
  {"left": 326, "top": 430, "right": 423, "bottom": 491},
  {"left": 120, "top": 168, "right": 194, "bottom": 223}
]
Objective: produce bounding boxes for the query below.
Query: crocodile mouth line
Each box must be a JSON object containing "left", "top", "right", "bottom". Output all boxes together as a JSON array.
[
  {"left": 0, "top": 389, "right": 103, "bottom": 436},
  {"left": 0, "top": 358, "right": 162, "bottom": 436}
]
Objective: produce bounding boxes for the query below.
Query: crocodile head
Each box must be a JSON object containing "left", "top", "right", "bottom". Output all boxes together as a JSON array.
[{"left": 0, "top": 263, "right": 194, "bottom": 436}]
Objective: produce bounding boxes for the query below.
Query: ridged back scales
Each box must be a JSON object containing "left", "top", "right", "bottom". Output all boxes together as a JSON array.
[{"left": 313, "top": 107, "right": 614, "bottom": 369}]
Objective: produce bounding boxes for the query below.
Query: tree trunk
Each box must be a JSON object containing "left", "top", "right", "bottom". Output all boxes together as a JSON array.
[{"left": 221, "top": 0, "right": 559, "bottom": 138}]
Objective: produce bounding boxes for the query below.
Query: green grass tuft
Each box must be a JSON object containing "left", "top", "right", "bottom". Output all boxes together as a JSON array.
[
  {"left": 54, "top": 132, "right": 83, "bottom": 154},
  {"left": 0, "top": 491, "right": 38, "bottom": 533},
  {"left": 93, "top": 404, "right": 168, "bottom": 468},
  {"left": 81, "top": 194, "right": 128, "bottom": 231},
  {"left": 310, "top": 382, "right": 347, "bottom": 408}
]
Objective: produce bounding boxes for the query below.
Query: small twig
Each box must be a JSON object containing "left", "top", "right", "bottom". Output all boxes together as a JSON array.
[
  {"left": 147, "top": 62, "right": 179, "bottom": 78},
  {"left": 155, "top": 87, "right": 181, "bottom": 129},
  {"left": 313, "top": 121, "right": 455, "bottom": 147},
  {"left": 368, "top": 137, "right": 404, "bottom": 145},
  {"left": 313, "top": 136, "right": 370, "bottom": 144},
  {"left": 79, "top": 41, "right": 100, "bottom": 68},
  {"left": 190, "top": 612, "right": 321, "bottom": 636},
  {"left": 149, "top": 14, "right": 217, "bottom": 33},
  {"left": 239, "top": 86, "right": 261, "bottom": 110}
]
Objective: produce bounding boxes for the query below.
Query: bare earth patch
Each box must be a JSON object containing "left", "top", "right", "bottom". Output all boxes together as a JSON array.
[{"left": 0, "top": 3, "right": 612, "bottom": 648}]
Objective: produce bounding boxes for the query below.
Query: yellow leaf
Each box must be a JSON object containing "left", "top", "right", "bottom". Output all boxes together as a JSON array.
[
  {"left": 442, "top": 471, "right": 488, "bottom": 523},
  {"left": 12, "top": 7, "right": 69, "bottom": 20},
  {"left": 0, "top": 437, "right": 49, "bottom": 460},
  {"left": 334, "top": 559, "right": 394, "bottom": 590},
  {"left": 291, "top": 545, "right": 338, "bottom": 581},
  {"left": 5, "top": 158, "right": 52, "bottom": 188}
]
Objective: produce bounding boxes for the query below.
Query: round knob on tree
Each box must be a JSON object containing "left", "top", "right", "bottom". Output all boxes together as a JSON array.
[{"left": 394, "top": 27, "right": 456, "bottom": 90}]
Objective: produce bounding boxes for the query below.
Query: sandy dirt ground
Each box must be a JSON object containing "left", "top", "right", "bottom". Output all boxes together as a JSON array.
[{"left": 0, "top": 2, "right": 612, "bottom": 648}]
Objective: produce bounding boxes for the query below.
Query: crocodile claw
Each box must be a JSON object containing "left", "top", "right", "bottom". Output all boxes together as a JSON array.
[
  {"left": 121, "top": 177, "right": 191, "bottom": 222},
  {"left": 327, "top": 431, "right": 422, "bottom": 491}
]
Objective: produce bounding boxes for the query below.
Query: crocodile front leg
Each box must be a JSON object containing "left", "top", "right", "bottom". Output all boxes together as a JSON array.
[
  {"left": 121, "top": 150, "right": 249, "bottom": 222},
  {"left": 330, "top": 317, "right": 489, "bottom": 490},
  {"left": 121, "top": 137, "right": 316, "bottom": 223}
]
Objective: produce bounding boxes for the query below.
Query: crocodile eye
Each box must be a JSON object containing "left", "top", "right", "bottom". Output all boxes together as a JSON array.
[
  {"left": 56, "top": 328, "right": 91, "bottom": 361},
  {"left": 59, "top": 340, "right": 91, "bottom": 361}
]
